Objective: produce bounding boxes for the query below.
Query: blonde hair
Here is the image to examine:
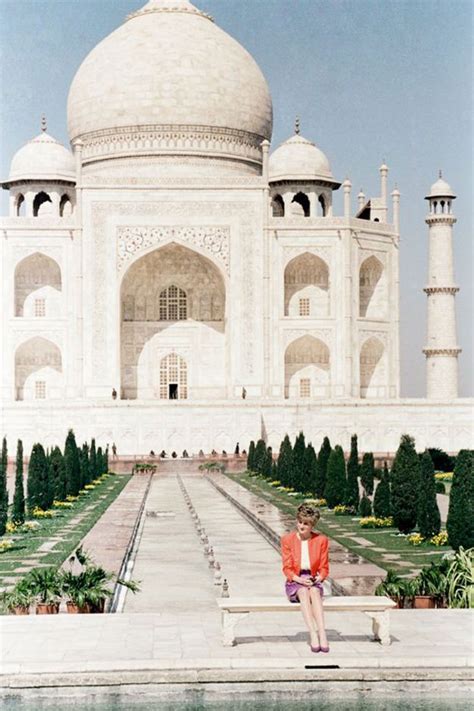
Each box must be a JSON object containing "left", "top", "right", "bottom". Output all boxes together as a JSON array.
[{"left": 297, "top": 503, "right": 320, "bottom": 523}]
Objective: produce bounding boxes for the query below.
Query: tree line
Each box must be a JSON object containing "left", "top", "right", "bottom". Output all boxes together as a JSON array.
[
  {"left": 246, "top": 433, "right": 473, "bottom": 550},
  {"left": 0, "top": 430, "right": 109, "bottom": 534}
]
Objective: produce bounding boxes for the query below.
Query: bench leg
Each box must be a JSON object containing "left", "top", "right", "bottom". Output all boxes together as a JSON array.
[
  {"left": 367, "top": 610, "right": 391, "bottom": 645},
  {"left": 222, "top": 611, "right": 248, "bottom": 647}
]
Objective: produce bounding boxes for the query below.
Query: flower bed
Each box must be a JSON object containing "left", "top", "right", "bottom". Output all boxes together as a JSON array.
[
  {"left": 408, "top": 530, "right": 449, "bottom": 546},
  {"left": 360, "top": 516, "right": 394, "bottom": 528}
]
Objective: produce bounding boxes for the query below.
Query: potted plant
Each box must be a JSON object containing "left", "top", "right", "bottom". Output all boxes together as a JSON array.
[
  {"left": 0, "top": 579, "right": 36, "bottom": 615},
  {"left": 27, "top": 567, "right": 62, "bottom": 614},
  {"left": 375, "top": 569, "right": 407, "bottom": 608},
  {"left": 446, "top": 547, "right": 474, "bottom": 609},
  {"left": 61, "top": 570, "right": 91, "bottom": 613},
  {"left": 408, "top": 568, "right": 438, "bottom": 609}
]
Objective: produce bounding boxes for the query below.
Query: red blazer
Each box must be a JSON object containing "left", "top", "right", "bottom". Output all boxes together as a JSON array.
[{"left": 281, "top": 530, "right": 329, "bottom": 582}]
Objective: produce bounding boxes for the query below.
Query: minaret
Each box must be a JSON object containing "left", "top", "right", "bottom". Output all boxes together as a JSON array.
[{"left": 423, "top": 173, "right": 461, "bottom": 399}]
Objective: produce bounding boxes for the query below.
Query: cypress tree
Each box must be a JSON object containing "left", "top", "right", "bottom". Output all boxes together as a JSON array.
[
  {"left": 373, "top": 462, "right": 391, "bottom": 518},
  {"left": 27, "top": 443, "right": 48, "bottom": 512},
  {"left": 64, "top": 430, "right": 81, "bottom": 496},
  {"left": 360, "top": 452, "right": 375, "bottom": 496},
  {"left": 104, "top": 445, "right": 109, "bottom": 474},
  {"left": 262, "top": 447, "right": 273, "bottom": 479},
  {"left": 324, "top": 445, "right": 346, "bottom": 508},
  {"left": 89, "top": 438, "right": 97, "bottom": 485},
  {"left": 302, "top": 443, "right": 318, "bottom": 495},
  {"left": 291, "top": 432, "right": 306, "bottom": 492},
  {"left": 49, "top": 446, "right": 66, "bottom": 502},
  {"left": 271, "top": 460, "right": 278, "bottom": 482},
  {"left": 447, "top": 449, "right": 474, "bottom": 550},
  {"left": 344, "top": 434, "right": 360, "bottom": 509},
  {"left": 80, "top": 443, "right": 90, "bottom": 486},
  {"left": 417, "top": 451, "right": 441, "bottom": 539},
  {"left": 247, "top": 440, "right": 256, "bottom": 471},
  {"left": 0, "top": 437, "right": 8, "bottom": 536},
  {"left": 391, "top": 434, "right": 421, "bottom": 534},
  {"left": 277, "top": 435, "right": 293, "bottom": 487},
  {"left": 97, "top": 446, "right": 104, "bottom": 477},
  {"left": 359, "top": 494, "right": 372, "bottom": 517},
  {"left": 254, "top": 439, "right": 267, "bottom": 475},
  {"left": 12, "top": 439, "right": 25, "bottom": 525},
  {"left": 316, "top": 437, "right": 332, "bottom": 498}
]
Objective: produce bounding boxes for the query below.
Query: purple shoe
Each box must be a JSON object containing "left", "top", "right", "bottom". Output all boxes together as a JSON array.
[
  {"left": 310, "top": 645, "right": 321, "bottom": 653},
  {"left": 320, "top": 646, "right": 330, "bottom": 653}
]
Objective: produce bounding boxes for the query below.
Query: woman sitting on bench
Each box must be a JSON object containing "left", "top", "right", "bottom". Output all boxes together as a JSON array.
[{"left": 281, "top": 503, "right": 330, "bottom": 653}]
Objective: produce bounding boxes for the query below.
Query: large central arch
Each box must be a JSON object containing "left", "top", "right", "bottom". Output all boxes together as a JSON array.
[{"left": 120, "top": 242, "right": 226, "bottom": 399}]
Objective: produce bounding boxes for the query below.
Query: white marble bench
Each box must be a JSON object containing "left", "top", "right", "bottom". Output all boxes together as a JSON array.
[{"left": 217, "top": 595, "right": 396, "bottom": 647}]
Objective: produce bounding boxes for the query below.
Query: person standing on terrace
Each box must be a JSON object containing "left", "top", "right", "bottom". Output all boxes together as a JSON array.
[{"left": 281, "top": 503, "right": 330, "bottom": 652}]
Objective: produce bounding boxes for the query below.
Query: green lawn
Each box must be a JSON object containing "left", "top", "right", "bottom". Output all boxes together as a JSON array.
[
  {"left": 0, "top": 473, "right": 130, "bottom": 586},
  {"left": 224, "top": 470, "right": 452, "bottom": 575}
]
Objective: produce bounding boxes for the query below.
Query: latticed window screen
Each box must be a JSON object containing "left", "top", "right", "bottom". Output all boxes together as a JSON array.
[
  {"left": 159, "top": 285, "right": 187, "bottom": 321},
  {"left": 299, "top": 298, "right": 310, "bottom": 316},
  {"left": 35, "top": 381, "right": 46, "bottom": 399},
  {"left": 34, "top": 298, "right": 46, "bottom": 317},
  {"left": 299, "top": 378, "right": 311, "bottom": 398},
  {"left": 159, "top": 353, "right": 188, "bottom": 399}
]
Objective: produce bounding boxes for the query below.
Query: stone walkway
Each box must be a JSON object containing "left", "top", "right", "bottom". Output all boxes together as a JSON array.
[{"left": 0, "top": 472, "right": 471, "bottom": 684}]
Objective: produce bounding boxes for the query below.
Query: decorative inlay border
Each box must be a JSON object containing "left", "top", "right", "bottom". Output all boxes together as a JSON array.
[
  {"left": 423, "top": 347, "right": 462, "bottom": 357},
  {"left": 425, "top": 215, "right": 457, "bottom": 225},
  {"left": 117, "top": 226, "right": 230, "bottom": 274},
  {"left": 423, "top": 285, "right": 459, "bottom": 295}
]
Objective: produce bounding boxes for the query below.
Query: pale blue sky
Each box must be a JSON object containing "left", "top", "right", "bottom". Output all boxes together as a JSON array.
[{"left": 0, "top": 0, "right": 472, "bottom": 396}]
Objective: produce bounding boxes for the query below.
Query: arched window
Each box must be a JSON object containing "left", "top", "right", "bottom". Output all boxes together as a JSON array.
[
  {"left": 284, "top": 335, "right": 330, "bottom": 399},
  {"left": 14, "top": 252, "right": 62, "bottom": 317},
  {"left": 15, "top": 336, "right": 62, "bottom": 401},
  {"left": 159, "top": 285, "right": 187, "bottom": 321},
  {"left": 359, "top": 256, "right": 384, "bottom": 318},
  {"left": 360, "top": 337, "right": 385, "bottom": 398},
  {"left": 16, "top": 194, "right": 25, "bottom": 217},
  {"left": 284, "top": 252, "right": 329, "bottom": 317},
  {"left": 271, "top": 194, "right": 285, "bottom": 217},
  {"left": 33, "top": 191, "right": 52, "bottom": 216},
  {"left": 318, "top": 195, "right": 326, "bottom": 217},
  {"left": 59, "top": 194, "right": 72, "bottom": 217},
  {"left": 160, "top": 353, "right": 188, "bottom": 400},
  {"left": 291, "top": 192, "right": 310, "bottom": 217}
]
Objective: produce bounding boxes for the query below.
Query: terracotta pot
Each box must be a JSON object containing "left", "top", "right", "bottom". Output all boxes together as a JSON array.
[
  {"left": 66, "top": 601, "right": 90, "bottom": 614},
  {"left": 413, "top": 595, "right": 436, "bottom": 609},
  {"left": 35, "top": 602, "right": 60, "bottom": 615},
  {"left": 10, "top": 605, "right": 30, "bottom": 615}
]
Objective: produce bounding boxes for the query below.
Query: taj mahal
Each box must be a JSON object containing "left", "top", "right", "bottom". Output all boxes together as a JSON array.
[{"left": 0, "top": 0, "right": 472, "bottom": 454}]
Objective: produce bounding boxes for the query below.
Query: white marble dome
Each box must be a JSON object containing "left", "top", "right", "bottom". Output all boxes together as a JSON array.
[
  {"left": 269, "top": 132, "right": 334, "bottom": 183},
  {"left": 8, "top": 132, "right": 75, "bottom": 183},
  {"left": 426, "top": 176, "right": 456, "bottom": 199},
  {"left": 67, "top": 0, "right": 272, "bottom": 167}
]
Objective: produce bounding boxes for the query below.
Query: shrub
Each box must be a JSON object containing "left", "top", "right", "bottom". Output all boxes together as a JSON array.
[
  {"left": 360, "top": 452, "right": 375, "bottom": 496},
  {"left": 324, "top": 445, "right": 346, "bottom": 508},
  {"left": 316, "top": 437, "right": 331, "bottom": 498},
  {"left": 447, "top": 450, "right": 474, "bottom": 550},
  {"left": 344, "top": 434, "right": 360, "bottom": 510},
  {"left": 359, "top": 495, "right": 372, "bottom": 517},
  {"left": 12, "top": 439, "right": 25, "bottom": 526},
  {"left": 49, "top": 446, "right": 66, "bottom": 502},
  {"left": 373, "top": 462, "right": 391, "bottom": 518},
  {"left": 391, "top": 434, "right": 421, "bottom": 534},
  {"left": 417, "top": 451, "right": 441, "bottom": 540}
]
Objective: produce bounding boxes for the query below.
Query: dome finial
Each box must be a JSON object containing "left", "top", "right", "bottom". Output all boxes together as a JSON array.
[
  {"left": 294, "top": 116, "right": 300, "bottom": 135},
  {"left": 41, "top": 114, "right": 47, "bottom": 133},
  {"left": 439, "top": 169, "right": 442, "bottom": 179}
]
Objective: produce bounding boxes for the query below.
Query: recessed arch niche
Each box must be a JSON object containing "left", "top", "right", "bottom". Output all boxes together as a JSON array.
[
  {"left": 360, "top": 336, "right": 385, "bottom": 398},
  {"left": 14, "top": 252, "right": 62, "bottom": 317},
  {"left": 285, "top": 335, "right": 330, "bottom": 398},
  {"left": 120, "top": 242, "right": 226, "bottom": 400},
  {"left": 15, "top": 336, "right": 62, "bottom": 401},
  {"left": 284, "top": 252, "right": 329, "bottom": 317},
  {"left": 359, "top": 256, "right": 385, "bottom": 318}
]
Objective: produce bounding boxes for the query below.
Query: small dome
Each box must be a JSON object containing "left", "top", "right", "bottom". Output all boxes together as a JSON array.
[
  {"left": 8, "top": 132, "right": 75, "bottom": 183},
  {"left": 426, "top": 175, "right": 455, "bottom": 199},
  {"left": 269, "top": 133, "right": 334, "bottom": 183}
]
